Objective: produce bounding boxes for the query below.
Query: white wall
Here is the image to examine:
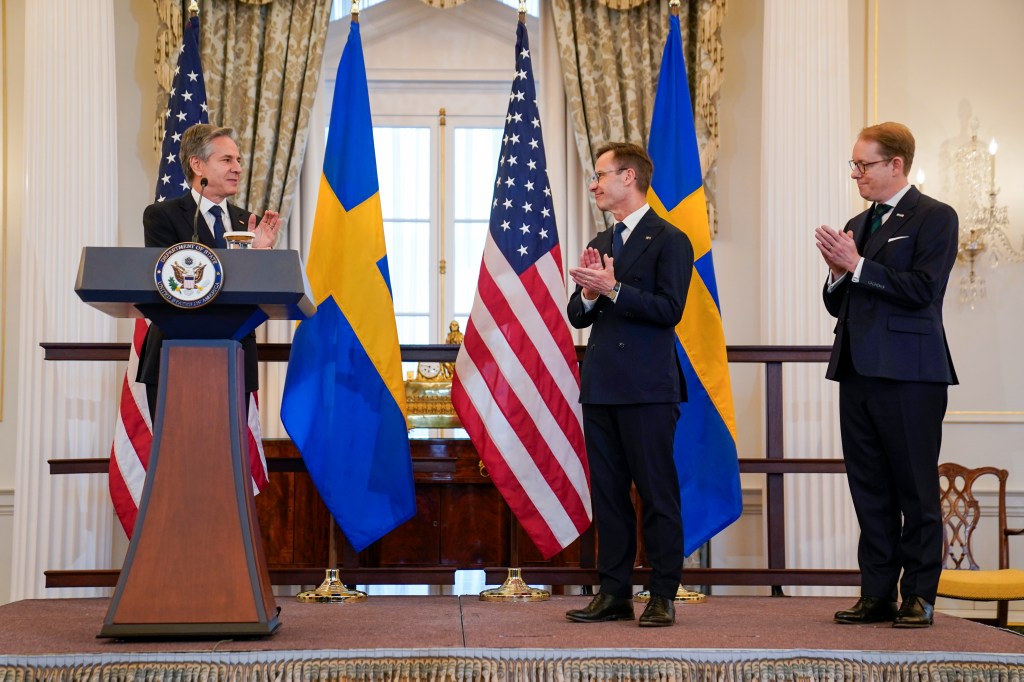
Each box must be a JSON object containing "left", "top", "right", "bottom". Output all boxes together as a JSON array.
[
  {"left": 704, "top": 0, "right": 1024, "bottom": 615},
  {"left": 864, "top": 0, "right": 1024, "bottom": 620}
]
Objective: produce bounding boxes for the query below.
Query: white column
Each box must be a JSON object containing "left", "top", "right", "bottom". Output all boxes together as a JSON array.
[
  {"left": 10, "top": 0, "right": 117, "bottom": 600},
  {"left": 761, "top": 0, "right": 858, "bottom": 596}
]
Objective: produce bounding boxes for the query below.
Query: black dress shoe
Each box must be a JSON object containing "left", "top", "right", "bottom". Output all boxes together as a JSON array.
[
  {"left": 834, "top": 596, "right": 898, "bottom": 624},
  {"left": 638, "top": 594, "right": 676, "bottom": 627},
  {"left": 893, "top": 595, "right": 933, "bottom": 628},
  {"left": 565, "top": 593, "right": 634, "bottom": 623}
]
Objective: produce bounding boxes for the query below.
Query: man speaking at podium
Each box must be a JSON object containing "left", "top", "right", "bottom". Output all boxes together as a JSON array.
[{"left": 137, "top": 123, "right": 281, "bottom": 415}]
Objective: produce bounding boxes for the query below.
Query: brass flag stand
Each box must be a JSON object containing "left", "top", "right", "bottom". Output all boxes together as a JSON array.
[
  {"left": 634, "top": 586, "right": 707, "bottom": 604},
  {"left": 480, "top": 568, "right": 549, "bottom": 602},
  {"left": 296, "top": 519, "right": 367, "bottom": 603},
  {"left": 297, "top": 568, "right": 367, "bottom": 604},
  {"left": 479, "top": 509, "right": 549, "bottom": 602}
]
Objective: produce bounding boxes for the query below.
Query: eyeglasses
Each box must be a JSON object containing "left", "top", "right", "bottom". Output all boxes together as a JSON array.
[
  {"left": 589, "top": 168, "right": 628, "bottom": 184},
  {"left": 848, "top": 158, "right": 891, "bottom": 174}
]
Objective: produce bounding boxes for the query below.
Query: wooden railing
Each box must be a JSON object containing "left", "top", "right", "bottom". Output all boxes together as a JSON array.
[{"left": 41, "top": 342, "right": 857, "bottom": 590}]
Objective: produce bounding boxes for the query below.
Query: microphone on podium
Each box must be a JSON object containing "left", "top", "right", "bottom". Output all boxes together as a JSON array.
[{"left": 191, "top": 177, "right": 209, "bottom": 243}]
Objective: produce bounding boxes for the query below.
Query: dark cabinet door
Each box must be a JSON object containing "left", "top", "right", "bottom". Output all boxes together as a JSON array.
[{"left": 254, "top": 439, "right": 589, "bottom": 577}]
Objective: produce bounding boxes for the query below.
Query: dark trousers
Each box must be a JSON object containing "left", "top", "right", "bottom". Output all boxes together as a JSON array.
[
  {"left": 838, "top": 373, "right": 947, "bottom": 604},
  {"left": 145, "top": 382, "right": 159, "bottom": 422},
  {"left": 582, "top": 402, "right": 683, "bottom": 600}
]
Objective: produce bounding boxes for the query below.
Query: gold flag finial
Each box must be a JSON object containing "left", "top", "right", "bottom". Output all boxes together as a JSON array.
[
  {"left": 352, "top": 0, "right": 360, "bottom": 18},
  {"left": 519, "top": 1, "right": 526, "bottom": 15},
  {"left": 669, "top": 0, "right": 680, "bottom": 15},
  {"left": 188, "top": 0, "right": 199, "bottom": 18}
]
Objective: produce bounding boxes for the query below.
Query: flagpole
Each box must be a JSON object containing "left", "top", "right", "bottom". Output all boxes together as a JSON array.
[
  {"left": 480, "top": 508, "right": 549, "bottom": 602},
  {"left": 438, "top": 107, "right": 447, "bottom": 340},
  {"left": 476, "top": 0, "right": 552, "bottom": 605},
  {"left": 665, "top": 0, "right": 707, "bottom": 607},
  {"left": 633, "top": 0, "right": 709, "bottom": 608},
  {"left": 294, "top": 0, "right": 371, "bottom": 604}
]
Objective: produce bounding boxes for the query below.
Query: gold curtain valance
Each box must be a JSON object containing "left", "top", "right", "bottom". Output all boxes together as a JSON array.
[
  {"left": 418, "top": 0, "right": 471, "bottom": 6},
  {"left": 551, "top": 0, "right": 726, "bottom": 235},
  {"left": 230, "top": 0, "right": 659, "bottom": 10},
  {"left": 417, "top": 0, "right": 653, "bottom": 8},
  {"left": 595, "top": 0, "right": 651, "bottom": 9}
]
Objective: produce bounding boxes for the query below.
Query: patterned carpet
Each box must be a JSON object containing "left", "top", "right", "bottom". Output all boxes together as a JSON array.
[{"left": 0, "top": 595, "right": 1021, "bottom": 681}]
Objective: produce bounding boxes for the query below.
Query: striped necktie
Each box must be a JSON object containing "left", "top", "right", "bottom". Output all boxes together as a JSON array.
[{"left": 869, "top": 203, "right": 891, "bottom": 234}]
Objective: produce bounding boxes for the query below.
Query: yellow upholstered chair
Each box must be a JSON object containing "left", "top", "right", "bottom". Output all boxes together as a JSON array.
[{"left": 936, "top": 462, "right": 1024, "bottom": 627}]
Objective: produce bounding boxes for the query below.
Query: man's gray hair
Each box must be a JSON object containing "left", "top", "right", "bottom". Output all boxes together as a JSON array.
[{"left": 179, "top": 124, "right": 237, "bottom": 183}]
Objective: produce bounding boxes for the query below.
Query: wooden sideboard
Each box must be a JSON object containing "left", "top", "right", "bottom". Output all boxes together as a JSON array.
[
  {"left": 43, "top": 343, "right": 861, "bottom": 591},
  {"left": 258, "top": 438, "right": 587, "bottom": 584}
]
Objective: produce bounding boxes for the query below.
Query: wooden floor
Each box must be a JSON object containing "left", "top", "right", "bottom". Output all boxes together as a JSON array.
[{"left": 0, "top": 595, "right": 1021, "bottom": 680}]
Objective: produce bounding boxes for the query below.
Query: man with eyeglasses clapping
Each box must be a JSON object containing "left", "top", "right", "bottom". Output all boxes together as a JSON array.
[
  {"left": 816, "top": 122, "right": 958, "bottom": 629},
  {"left": 565, "top": 142, "right": 693, "bottom": 628}
]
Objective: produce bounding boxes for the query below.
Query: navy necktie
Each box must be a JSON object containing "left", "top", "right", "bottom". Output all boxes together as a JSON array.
[
  {"left": 209, "top": 205, "right": 227, "bottom": 248},
  {"left": 869, "top": 203, "right": 891, "bottom": 235},
  {"left": 612, "top": 222, "right": 626, "bottom": 258}
]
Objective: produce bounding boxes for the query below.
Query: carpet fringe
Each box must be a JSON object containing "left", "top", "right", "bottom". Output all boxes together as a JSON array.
[{"left": 2, "top": 655, "right": 1023, "bottom": 682}]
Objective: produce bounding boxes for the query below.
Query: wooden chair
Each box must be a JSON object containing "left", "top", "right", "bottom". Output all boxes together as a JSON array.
[{"left": 936, "top": 462, "right": 1024, "bottom": 627}]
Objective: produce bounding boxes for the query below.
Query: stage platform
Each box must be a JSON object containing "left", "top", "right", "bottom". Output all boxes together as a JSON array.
[{"left": 0, "top": 595, "right": 1021, "bottom": 680}]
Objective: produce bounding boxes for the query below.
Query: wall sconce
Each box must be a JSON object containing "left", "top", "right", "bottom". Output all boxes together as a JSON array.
[{"left": 954, "top": 120, "right": 1024, "bottom": 308}]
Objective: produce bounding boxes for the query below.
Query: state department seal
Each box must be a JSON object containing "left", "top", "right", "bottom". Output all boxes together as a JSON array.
[{"left": 154, "top": 242, "right": 224, "bottom": 308}]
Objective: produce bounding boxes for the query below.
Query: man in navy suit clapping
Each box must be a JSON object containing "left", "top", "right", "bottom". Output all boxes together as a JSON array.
[
  {"left": 816, "top": 122, "right": 958, "bottom": 629},
  {"left": 565, "top": 142, "right": 693, "bottom": 628}
]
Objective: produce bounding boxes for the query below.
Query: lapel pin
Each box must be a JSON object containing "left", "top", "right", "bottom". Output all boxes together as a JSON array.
[
  {"left": 645, "top": 235, "right": 652, "bottom": 240},
  {"left": 896, "top": 213, "right": 905, "bottom": 218}
]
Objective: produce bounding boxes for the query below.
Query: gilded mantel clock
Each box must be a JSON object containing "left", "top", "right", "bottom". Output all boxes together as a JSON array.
[{"left": 404, "top": 322, "right": 463, "bottom": 430}]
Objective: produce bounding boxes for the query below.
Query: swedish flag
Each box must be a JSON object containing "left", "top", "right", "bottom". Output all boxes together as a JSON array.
[
  {"left": 648, "top": 13, "right": 742, "bottom": 556},
  {"left": 281, "top": 20, "right": 415, "bottom": 552}
]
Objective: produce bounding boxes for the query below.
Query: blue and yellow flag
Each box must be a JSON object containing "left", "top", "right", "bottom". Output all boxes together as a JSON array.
[
  {"left": 648, "top": 13, "right": 742, "bottom": 556},
  {"left": 280, "top": 19, "right": 415, "bottom": 552}
]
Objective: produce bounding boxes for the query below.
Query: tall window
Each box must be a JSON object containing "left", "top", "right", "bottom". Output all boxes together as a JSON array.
[
  {"left": 325, "top": 119, "right": 503, "bottom": 349},
  {"left": 315, "top": 0, "right": 541, "bottom": 351},
  {"left": 310, "top": 0, "right": 554, "bottom": 597},
  {"left": 371, "top": 123, "right": 501, "bottom": 347},
  {"left": 374, "top": 127, "right": 432, "bottom": 345},
  {"left": 451, "top": 128, "right": 502, "bottom": 332}
]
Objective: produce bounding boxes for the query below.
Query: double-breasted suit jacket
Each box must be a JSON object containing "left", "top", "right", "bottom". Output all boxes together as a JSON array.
[
  {"left": 566, "top": 206, "right": 693, "bottom": 599},
  {"left": 567, "top": 209, "right": 693, "bottom": 405}
]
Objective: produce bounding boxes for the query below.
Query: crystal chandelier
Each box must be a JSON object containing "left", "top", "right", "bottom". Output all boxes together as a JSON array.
[{"left": 954, "top": 120, "right": 1024, "bottom": 308}]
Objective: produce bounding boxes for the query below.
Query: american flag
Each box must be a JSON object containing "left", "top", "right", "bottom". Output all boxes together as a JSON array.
[
  {"left": 108, "top": 13, "right": 268, "bottom": 537},
  {"left": 451, "top": 18, "right": 591, "bottom": 559}
]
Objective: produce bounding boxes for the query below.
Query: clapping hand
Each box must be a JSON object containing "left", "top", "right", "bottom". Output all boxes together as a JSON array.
[
  {"left": 249, "top": 210, "right": 281, "bottom": 249},
  {"left": 569, "top": 247, "right": 617, "bottom": 299}
]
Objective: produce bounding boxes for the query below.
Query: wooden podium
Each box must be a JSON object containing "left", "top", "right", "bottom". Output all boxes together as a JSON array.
[{"left": 76, "top": 247, "right": 314, "bottom": 638}]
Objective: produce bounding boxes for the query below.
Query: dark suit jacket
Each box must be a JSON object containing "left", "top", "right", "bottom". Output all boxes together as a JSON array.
[
  {"left": 823, "top": 186, "right": 958, "bottom": 385},
  {"left": 567, "top": 208, "right": 694, "bottom": 404},
  {"left": 136, "top": 191, "right": 260, "bottom": 392}
]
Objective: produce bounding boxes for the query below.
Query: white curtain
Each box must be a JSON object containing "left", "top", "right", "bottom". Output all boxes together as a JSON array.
[
  {"left": 10, "top": 0, "right": 118, "bottom": 600},
  {"left": 761, "top": 0, "right": 858, "bottom": 596}
]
